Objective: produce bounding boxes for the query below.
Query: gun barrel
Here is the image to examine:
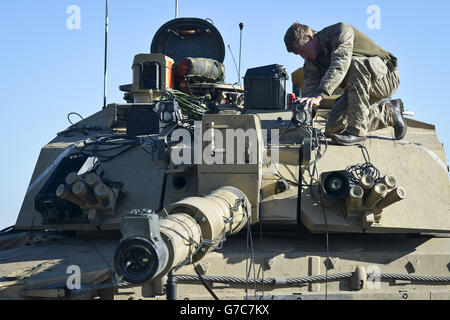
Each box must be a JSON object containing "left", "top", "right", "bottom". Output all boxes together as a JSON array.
[{"left": 114, "top": 186, "right": 250, "bottom": 284}]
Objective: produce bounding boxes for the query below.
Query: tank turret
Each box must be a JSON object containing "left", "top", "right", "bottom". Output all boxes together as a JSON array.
[{"left": 1, "top": 15, "right": 450, "bottom": 302}]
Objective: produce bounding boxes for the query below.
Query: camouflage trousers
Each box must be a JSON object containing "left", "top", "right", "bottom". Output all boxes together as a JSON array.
[{"left": 325, "top": 56, "right": 400, "bottom": 137}]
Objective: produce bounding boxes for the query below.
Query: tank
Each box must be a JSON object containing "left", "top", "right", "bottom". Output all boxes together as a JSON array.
[{"left": 1, "top": 17, "right": 450, "bottom": 301}]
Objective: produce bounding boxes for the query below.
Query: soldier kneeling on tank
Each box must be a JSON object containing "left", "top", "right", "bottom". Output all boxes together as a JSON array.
[{"left": 284, "top": 22, "right": 407, "bottom": 146}]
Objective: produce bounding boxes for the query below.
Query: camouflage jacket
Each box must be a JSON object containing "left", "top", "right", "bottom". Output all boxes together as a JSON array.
[{"left": 303, "top": 22, "right": 397, "bottom": 98}]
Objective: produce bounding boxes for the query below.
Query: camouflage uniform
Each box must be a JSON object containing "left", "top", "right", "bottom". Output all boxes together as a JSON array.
[{"left": 303, "top": 23, "right": 400, "bottom": 136}]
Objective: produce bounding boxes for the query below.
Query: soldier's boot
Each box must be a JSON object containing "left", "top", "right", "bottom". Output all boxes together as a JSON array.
[
  {"left": 391, "top": 99, "right": 407, "bottom": 140},
  {"left": 331, "top": 130, "right": 367, "bottom": 146}
]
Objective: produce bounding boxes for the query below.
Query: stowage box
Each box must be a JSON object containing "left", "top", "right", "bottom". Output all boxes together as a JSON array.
[{"left": 244, "top": 64, "right": 289, "bottom": 110}]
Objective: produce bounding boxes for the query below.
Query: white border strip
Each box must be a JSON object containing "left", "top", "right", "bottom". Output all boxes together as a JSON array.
[
  {"left": 26, "top": 145, "right": 75, "bottom": 195},
  {"left": 398, "top": 140, "right": 448, "bottom": 173}
]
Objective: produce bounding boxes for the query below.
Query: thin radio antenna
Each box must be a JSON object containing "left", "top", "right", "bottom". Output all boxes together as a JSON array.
[
  {"left": 175, "top": 0, "right": 179, "bottom": 19},
  {"left": 228, "top": 45, "right": 240, "bottom": 85},
  {"left": 103, "top": 0, "right": 109, "bottom": 109},
  {"left": 238, "top": 22, "right": 244, "bottom": 86}
]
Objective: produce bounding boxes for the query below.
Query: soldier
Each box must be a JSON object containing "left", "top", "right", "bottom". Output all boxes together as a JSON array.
[{"left": 284, "top": 22, "right": 407, "bottom": 146}]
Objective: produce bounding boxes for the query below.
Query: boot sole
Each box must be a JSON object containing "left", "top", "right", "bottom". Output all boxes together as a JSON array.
[
  {"left": 394, "top": 100, "right": 407, "bottom": 140},
  {"left": 331, "top": 136, "right": 367, "bottom": 146}
]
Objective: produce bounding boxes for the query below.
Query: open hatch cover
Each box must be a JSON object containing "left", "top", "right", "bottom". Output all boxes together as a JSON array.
[{"left": 151, "top": 18, "right": 225, "bottom": 64}]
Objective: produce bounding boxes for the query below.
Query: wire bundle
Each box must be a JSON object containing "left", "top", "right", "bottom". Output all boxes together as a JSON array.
[
  {"left": 345, "top": 144, "right": 380, "bottom": 185},
  {"left": 298, "top": 126, "right": 329, "bottom": 300},
  {"left": 156, "top": 89, "right": 209, "bottom": 120},
  {"left": 72, "top": 135, "right": 157, "bottom": 163},
  {"left": 57, "top": 112, "right": 102, "bottom": 137},
  {"left": 304, "top": 127, "right": 328, "bottom": 184}
]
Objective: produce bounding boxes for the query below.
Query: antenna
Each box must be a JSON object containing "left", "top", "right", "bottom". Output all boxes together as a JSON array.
[
  {"left": 175, "top": 0, "right": 179, "bottom": 19},
  {"left": 103, "top": 0, "right": 109, "bottom": 109},
  {"left": 227, "top": 45, "right": 240, "bottom": 85},
  {"left": 238, "top": 22, "right": 244, "bottom": 86}
]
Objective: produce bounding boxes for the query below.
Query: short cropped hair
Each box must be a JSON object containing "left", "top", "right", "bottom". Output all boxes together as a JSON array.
[{"left": 284, "top": 23, "right": 316, "bottom": 53}]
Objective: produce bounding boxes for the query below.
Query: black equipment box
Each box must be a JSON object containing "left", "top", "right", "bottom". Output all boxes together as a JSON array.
[
  {"left": 126, "top": 105, "right": 160, "bottom": 136},
  {"left": 244, "top": 64, "right": 289, "bottom": 110}
]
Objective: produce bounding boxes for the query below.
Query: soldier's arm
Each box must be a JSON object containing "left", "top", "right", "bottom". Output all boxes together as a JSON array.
[
  {"left": 319, "top": 23, "right": 354, "bottom": 97},
  {"left": 303, "top": 60, "right": 322, "bottom": 97}
]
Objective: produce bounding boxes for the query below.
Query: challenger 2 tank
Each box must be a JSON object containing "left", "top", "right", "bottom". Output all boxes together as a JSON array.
[{"left": 0, "top": 17, "right": 449, "bottom": 301}]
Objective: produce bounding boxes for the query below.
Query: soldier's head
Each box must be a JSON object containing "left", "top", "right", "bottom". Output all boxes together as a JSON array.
[{"left": 284, "top": 23, "right": 321, "bottom": 60}]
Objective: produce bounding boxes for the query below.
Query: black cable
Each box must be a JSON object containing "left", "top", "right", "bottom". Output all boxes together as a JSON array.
[
  {"left": 297, "top": 143, "right": 303, "bottom": 227},
  {"left": 258, "top": 190, "right": 265, "bottom": 298},
  {"left": 72, "top": 135, "right": 157, "bottom": 163},
  {"left": 67, "top": 112, "right": 84, "bottom": 125},
  {"left": 158, "top": 161, "right": 170, "bottom": 211},
  {"left": 245, "top": 220, "right": 249, "bottom": 300},
  {"left": 228, "top": 44, "right": 240, "bottom": 83},
  {"left": 306, "top": 129, "right": 332, "bottom": 207},
  {"left": 308, "top": 143, "right": 330, "bottom": 300},
  {"left": 304, "top": 127, "right": 328, "bottom": 175},
  {"left": 318, "top": 129, "right": 330, "bottom": 299},
  {"left": 193, "top": 264, "right": 220, "bottom": 301},
  {"left": 244, "top": 208, "right": 257, "bottom": 299},
  {"left": 278, "top": 120, "right": 293, "bottom": 138},
  {"left": 345, "top": 144, "right": 380, "bottom": 185},
  {"left": 166, "top": 270, "right": 177, "bottom": 300},
  {"left": 58, "top": 112, "right": 102, "bottom": 138},
  {"left": 247, "top": 222, "right": 257, "bottom": 298},
  {"left": 297, "top": 126, "right": 328, "bottom": 223},
  {"left": 321, "top": 204, "right": 329, "bottom": 301},
  {"left": 300, "top": 127, "right": 329, "bottom": 299}
]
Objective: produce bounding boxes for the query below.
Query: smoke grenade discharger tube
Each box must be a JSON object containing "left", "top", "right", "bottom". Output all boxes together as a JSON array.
[
  {"left": 381, "top": 175, "right": 397, "bottom": 190},
  {"left": 56, "top": 184, "right": 86, "bottom": 207},
  {"left": 114, "top": 187, "right": 250, "bottom": 284},
  {"left": 364, "top": 183, "right": 388, "bottom": 209},
  {"left": 94, "top": 183, "right": 114, "bottom": 207},
  {"left": 359, "top": 174, "right": 374, "bottom": 190},
  {"left": 65, "top": 172, "right": 80, "bottom": 185},
  {"left": 376, "top": 187, "right": 406, "bottom": 210},
  {"left": 345, "top": 185, "right": 364, "bottom": 213},
  {"left": 85, "top": 173, "right": 101, "bottom": 188},
  {"left": 72, "top": 181, "right": 98, "bottom": 205}
]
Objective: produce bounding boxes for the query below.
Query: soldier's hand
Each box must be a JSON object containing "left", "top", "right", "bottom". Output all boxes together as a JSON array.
[{"left": 297, "top": 96, "right": 323, "bottom": 109}]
